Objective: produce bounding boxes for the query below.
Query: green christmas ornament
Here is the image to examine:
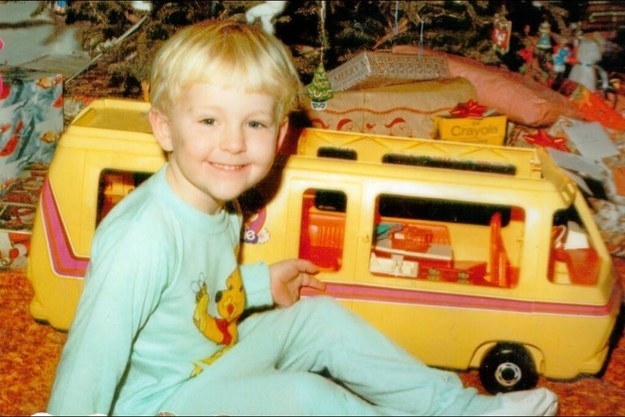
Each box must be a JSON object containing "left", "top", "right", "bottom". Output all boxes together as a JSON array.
[{"left": 307, "top": 62, "right": 334, "bottom": 110}]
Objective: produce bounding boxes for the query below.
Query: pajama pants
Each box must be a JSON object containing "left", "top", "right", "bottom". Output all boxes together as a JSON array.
[{"left": 159, "top": 296, "right": 502, "bottom": 416}]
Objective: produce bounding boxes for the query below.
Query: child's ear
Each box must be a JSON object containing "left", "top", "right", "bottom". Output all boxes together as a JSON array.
[
  {"left": 148, "top": 109, "right": 174, "bottom": 152},
  {"left": 276, "top": 118, "right": 290, "bottom": 150}
]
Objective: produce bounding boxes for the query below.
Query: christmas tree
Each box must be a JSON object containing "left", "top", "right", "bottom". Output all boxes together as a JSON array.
[{"left": 34, "top": 0, "right": 622, "bottom": 98}]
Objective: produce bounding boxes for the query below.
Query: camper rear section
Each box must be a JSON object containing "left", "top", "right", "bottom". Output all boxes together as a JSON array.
[{"left": 28, "top": 99, "right": 166, "bottom": 330}]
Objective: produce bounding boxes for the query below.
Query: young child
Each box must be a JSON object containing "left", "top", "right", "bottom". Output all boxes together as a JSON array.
[{"left": 46, "top": 20, "right": 558, "bottom": 416}]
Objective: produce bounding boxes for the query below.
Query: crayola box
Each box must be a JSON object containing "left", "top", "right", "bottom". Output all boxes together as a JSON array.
[{"left": 434, "top": 114, "right": 507, "bottom": 145}]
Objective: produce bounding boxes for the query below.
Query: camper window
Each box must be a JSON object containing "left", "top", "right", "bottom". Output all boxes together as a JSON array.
[
  {"left": 549, "top": 205, "right": 600, "bottom": 286},
  {"left": 370, "top": 194, "right": 523, "bottom": 288},
  {"left": 96, "top": 169, "right": 151, "bottom": 225},
  {"left": 299, "top": 188, "right": 347, "bottom": 271}
]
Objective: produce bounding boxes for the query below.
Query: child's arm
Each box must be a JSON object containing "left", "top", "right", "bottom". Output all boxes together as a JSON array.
[
  {"left": 46, "top": 225, "right": 169, "bottom": 415},
  {"left": 269, "top": 259, "right": 324, "bottom": 307}
]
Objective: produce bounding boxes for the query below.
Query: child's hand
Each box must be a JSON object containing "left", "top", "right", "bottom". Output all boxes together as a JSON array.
[{"left": 269, "top": 259, "right": 325, "bottom": 307}]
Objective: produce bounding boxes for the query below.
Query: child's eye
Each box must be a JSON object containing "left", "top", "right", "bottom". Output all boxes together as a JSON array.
[
  {"left": 200, "top": 118, "right": 216, "bottom": 126},
  {"left": 248, "top": 120, "right": 266, "bottom": 129}
]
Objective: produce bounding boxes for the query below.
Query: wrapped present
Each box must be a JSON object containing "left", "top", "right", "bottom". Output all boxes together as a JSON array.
[
  {"left": 0, "top": 162, "right": 47, "bottom": 268},
  {"left": 393, "top": 45, "right": 583, "bottom": 127},
  {"left": 434, "top": 99, "right": 507, "bottom": 145},
  {"left": 303, "top": 77, "right": 477, "bottom": 139},
  {"left": 326, "top": 50, "right": 450, "bottom": 91},
  {"left": 559, "top": 78, "right": 625, "bottom": 131},
  {"left": 0, "top": 66, "right": 63, "bottom": 194}
]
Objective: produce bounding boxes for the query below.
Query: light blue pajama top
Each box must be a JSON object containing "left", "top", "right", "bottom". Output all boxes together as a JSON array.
[{"left": 47, "top": 164, "right": 273, "bottom": 415}]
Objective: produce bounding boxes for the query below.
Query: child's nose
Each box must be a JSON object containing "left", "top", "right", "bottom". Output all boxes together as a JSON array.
[{"left": 220, "top": 128, "right": 247, "bottom": 153}]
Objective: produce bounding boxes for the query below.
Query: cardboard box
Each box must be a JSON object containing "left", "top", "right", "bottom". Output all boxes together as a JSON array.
[
  {"left": 0, "top": 65, "right": 63, "bottom": 194},
  {"left": 326, "top": 51, "right": 450, "bottom": 91},
  {"left": 435, "top": 114, "right": 507, "bottom": 145},
  {"left": 304, "top": 77, "right": 477, "bottom": 139}
]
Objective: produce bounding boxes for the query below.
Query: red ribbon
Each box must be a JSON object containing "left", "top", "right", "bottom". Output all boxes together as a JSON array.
[
  {"left": 524, "top": 129, "right": 569, "bottom": 152},
  {"left": 450, "top": 99, "right": 488, "bottom": 118}
]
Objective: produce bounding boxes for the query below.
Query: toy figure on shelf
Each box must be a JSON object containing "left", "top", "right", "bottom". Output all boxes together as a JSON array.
[
  {"left": 518, "top": 23, "right": 552, "bottom": 86},
  {"left": 568, "top": 35, "right": 608, "bottom": 93},
  {"left": 533, "top": 21, "right": 555, "bottom": 85},
  {"left": 551, "top": 35, "right": 572, "bottom": 88},
  {"left": 536, "top": 21, "right": 553, "bottom": 52},
  {"left": 245, "top": 0, "right": 287, "bottom": 34},
  {"left": 53, "top": 1, "right": 67, "bottom": 15},
  {"left": 605, "top": 75, "right": 623, "bottom": 110},
  {"left": 518, "top": 25, "right": 535, "bottom": 70}
]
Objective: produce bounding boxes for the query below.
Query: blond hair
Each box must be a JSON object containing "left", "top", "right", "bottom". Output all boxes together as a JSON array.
[{"left": 149, "top": 19, "right": 302, "bottom": 121}]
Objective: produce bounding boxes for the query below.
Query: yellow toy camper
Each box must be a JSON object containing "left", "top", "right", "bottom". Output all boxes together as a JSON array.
[{"left": 28, "top": 98, "right": 622, "bottom": 394}]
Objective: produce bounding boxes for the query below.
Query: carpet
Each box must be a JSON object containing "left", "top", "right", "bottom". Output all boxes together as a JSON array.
[{"left": 1, "top": 259, "right": 625, "bottom": 415}]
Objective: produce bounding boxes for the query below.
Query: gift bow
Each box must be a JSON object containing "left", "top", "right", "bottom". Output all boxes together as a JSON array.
[
  {"left": 450, "top": 99, "right": 488, "bottom": 118},
  {"left": 524, "top": 129, "right": 569, "bottom": 152}
]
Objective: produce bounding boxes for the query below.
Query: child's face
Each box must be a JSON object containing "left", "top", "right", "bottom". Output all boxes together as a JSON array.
[{"left": 150, "top": 83, "right": 288, "bottom": 214}]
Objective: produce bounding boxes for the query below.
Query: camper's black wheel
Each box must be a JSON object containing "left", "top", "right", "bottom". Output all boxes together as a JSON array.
[{"left": 478, "top": 342, "right": 538, "bottom": 394}]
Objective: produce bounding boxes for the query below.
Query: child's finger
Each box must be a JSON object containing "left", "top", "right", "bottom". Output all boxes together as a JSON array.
[
  {"left": 296, "top": 258, "right": 320, "bottom": 274},
  {"left": 303, "top": 274, "right": 326, "bottom": 291}
]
